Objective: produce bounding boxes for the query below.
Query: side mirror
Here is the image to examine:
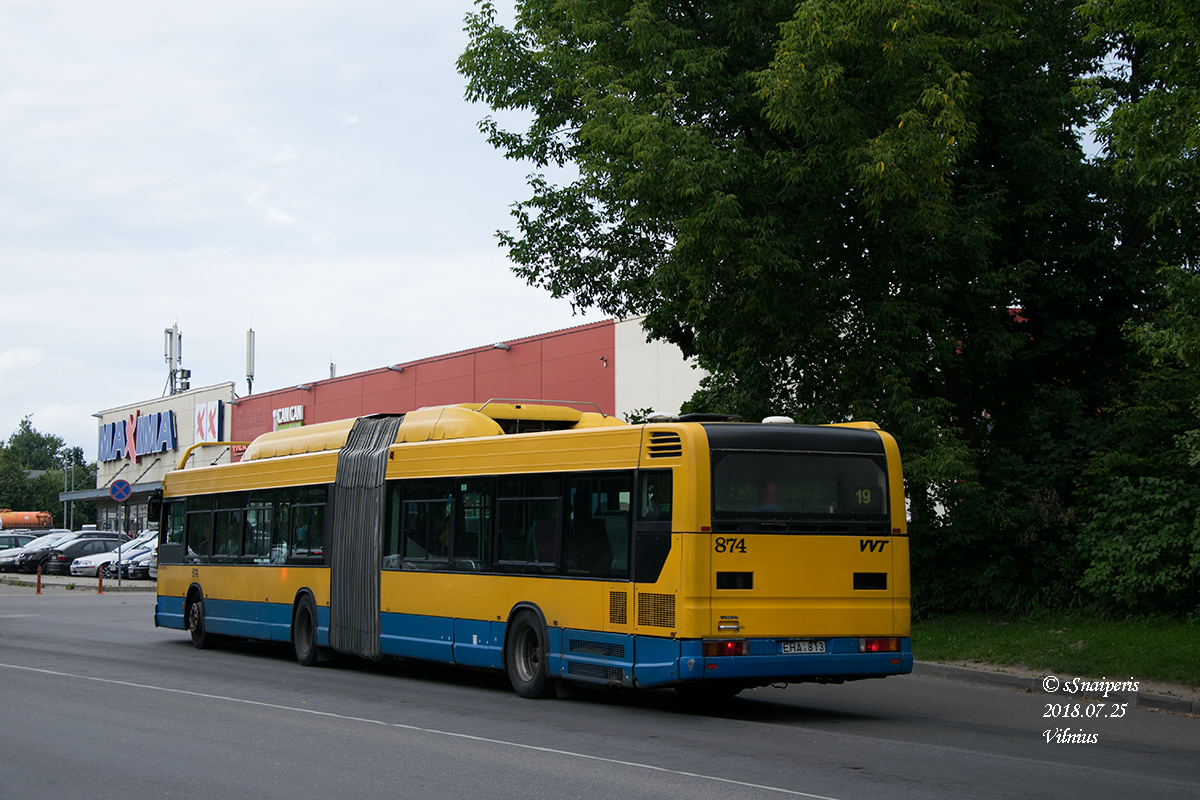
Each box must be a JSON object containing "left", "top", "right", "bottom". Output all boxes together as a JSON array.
[{"left": 147, "top": 492, "right": 163, "bottom": 523}]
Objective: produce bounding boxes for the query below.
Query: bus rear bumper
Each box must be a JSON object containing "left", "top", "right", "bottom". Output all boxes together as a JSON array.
[
  {"left": 556, "top": 630, "right": 913, "bottom": 690},
  {"left": 674, "top": 636, "right": 913, "bottom": 686}
]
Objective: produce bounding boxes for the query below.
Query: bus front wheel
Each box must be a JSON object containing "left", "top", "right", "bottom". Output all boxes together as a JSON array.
[
  {"left": 505, "top": 611, "right": 554, "bottom": 699},
  {"left": 187, "top": 596, "right": 215, "bottom": 650}
]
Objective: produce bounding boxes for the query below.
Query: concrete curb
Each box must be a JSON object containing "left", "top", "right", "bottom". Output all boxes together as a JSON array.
[
  {"left": 0, "top": 573, "right": 156, "bottom": 593},
  {"left": 914, "top": 661, "right": 1198, "bottom": 715}
]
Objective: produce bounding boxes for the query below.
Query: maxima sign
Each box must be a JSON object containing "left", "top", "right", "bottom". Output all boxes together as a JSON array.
[{"left": 99, "top": 410, "right": 178, "bottom": 463}]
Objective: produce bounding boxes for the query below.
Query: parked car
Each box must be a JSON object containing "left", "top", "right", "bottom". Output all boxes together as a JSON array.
[
  {"left": 147, "top": 547, "right": 157, "bottom": 580},
  {"left": 17, "top": 533, "right": 120, "bottom": 574},
  {"left": 102, "top": 533, "right": 158, "bottom": 579},
  {"left": 70, "top": 531, "right": 156, "bottom": 578},
  {"left": 0, "top": 532, "right": 36, "bottom": 550},
  {"left": 68, "top": 548, "right": 119, "bottom": 578},
  {"left": 42, "top": 537, "right": 123, "bottom": 575},
  {"left": 0, "top": 531, "right": 78, "bottom": 572},
  {"left": 124, "top": 548, "right": 156, "bottom": 580}
]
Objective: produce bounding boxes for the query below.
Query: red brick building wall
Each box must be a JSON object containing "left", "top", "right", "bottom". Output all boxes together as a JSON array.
[{"left": 229, "top": 320, "right": 616, "bottom": 453}]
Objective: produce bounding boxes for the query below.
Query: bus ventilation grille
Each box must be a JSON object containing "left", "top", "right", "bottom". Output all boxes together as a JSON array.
[
  {"left": 567, "top": 661, "right": 626, "bottom": 682},
  {"left": 647, "top": 432, "right": 683, "bottom": 459},
  {"left": 716, "top": 572, "right": 754, "bottom": 590},
  {"left": 609, "top": 591, "right": 628, "bottom": 625},
  {"left": 637, "top": 593, "right": 676, "bottom": 628},
  {"left": 569, "top": 639, "right": 626, "bottom": 658}
]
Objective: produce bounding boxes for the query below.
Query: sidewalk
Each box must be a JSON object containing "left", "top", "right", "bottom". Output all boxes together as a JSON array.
[
  {"left": 913, "top": 660, "right": 1200, "bottom": 716},
  {"left": 0, "top": 570, "right": 156, "bottom": 593}
]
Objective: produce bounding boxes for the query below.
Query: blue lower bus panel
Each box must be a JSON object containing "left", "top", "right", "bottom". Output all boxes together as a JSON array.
[
  {"left": 163, "top": 600, "right": 911, "bottom": 690},
  {"left": 557, "top": 629, "right": 638, "bottom": 688},
  {"left": 154, "top": 597, "right": 326, "bottom": 647},
  {"left": 380, "top": 612, "right": 455, "bottom": 663},
  {"left": 155, "top": 597, "right": 186, "bottom": 630}
]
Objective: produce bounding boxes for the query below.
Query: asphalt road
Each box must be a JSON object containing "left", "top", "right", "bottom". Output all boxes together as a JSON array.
[{"left": 1, "top": 585, "right": 1196, "bottom": 800}]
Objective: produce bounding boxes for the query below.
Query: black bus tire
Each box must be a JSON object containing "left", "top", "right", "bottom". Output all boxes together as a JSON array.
[
  {"left": 505, "top": 610, "right": 554, "bottom": 699},
  {"left": 187, "top": 595, "right": 216, "bottom": 650},
  {"left": 293, "top": 595, "right": 320, "bottom": 667}
]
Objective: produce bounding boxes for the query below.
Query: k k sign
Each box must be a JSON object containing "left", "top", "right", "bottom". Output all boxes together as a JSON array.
[{"left": 195, "top": 400, "right": 224, "bottom": 443}]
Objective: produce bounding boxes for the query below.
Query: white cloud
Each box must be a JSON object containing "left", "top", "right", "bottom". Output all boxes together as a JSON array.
[
  {"left": 0, "top": 347, "right": 43, "bottom": 375},
  {"left": 0, "top": 1, "right": 592, "bottom": 461}
]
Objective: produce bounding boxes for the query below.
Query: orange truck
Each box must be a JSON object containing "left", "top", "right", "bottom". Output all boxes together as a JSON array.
[{"left": 0, "top": 510, "right": 54, "bottom": 529}]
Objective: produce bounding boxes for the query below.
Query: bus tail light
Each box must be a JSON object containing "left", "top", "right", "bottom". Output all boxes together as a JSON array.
[
  {"left": 703, "top": 640, "right": 747, "bottom": 657},
  {"left": 859, "top": 637, "right": 899, "bottom": 653}
]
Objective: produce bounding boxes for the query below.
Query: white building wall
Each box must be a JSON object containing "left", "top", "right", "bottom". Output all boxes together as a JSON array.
[
  {"left": 614, "top": 316, "right": 707, "bottom": 418},
  {"left": 95, "top": 382, "right": 237, "bottom": 489}
]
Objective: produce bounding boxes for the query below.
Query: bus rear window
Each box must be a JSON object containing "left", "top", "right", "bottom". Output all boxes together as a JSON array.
[{"left": 711, "top": 451, "right": 888, "bottom": 518}]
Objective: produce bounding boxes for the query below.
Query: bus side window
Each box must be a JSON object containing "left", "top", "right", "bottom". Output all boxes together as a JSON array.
[
  {"left": 403, "top": 499, "right": 450, "bottom": 564},
  {"left": 271, "top": 500, "right": 290, "bottom": 563},
  {"left": 213, "top": 509, "right": 243, "bottom": 560},
  {"left": 452, "top": 478, "right": 493, "bottom": 571},
  {"left": 563, "top": 472, "right": 631, "bottom": 579},
  {"left": 382, "top": 483, "right": 403, "bottom": 570},
  {"left": 398, "top": 478, "right": 454, "bottom": 569},
  {"left": 157, "top": 501, "right": 187, "bottom": 565},
  {"left": 638, "top": 470, "right": 673, "bottom": 523},
  {"left": 244, "top": 505, "right": 272, "bottom": 563},
  {"left": 634, "top": 470, "right": 673, "bottom": 584},
  {"left": 496, "top": 475, "right": 560, "bottom": 574},
  {"left": 185, "top": 511, "right": 213, "bottom": 564},
  {"left": 165, "top": 502, "right": 185, "bottom": 545},
  {"left": 292, "top": 503, "right": 325, "bottom": 561}
]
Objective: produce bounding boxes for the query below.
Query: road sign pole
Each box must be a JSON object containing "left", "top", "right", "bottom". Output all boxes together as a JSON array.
[
  {"left": 119, "top": 500, "right": 128, "bottom": 587},
  {"left": 109, "top": 480, "right": 133, "bottom": 588}
]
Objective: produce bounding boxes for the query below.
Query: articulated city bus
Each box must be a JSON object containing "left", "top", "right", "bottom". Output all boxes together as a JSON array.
[{"left": 154, "top": 401, "right": 911, "bottom": 699}]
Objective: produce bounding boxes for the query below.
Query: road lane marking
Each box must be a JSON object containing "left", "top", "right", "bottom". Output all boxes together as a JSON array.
[{"left": 0, "top": 661, "right": 843, "bottom": 799}]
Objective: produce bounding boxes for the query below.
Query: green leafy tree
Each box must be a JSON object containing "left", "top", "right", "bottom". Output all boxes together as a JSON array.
[
  {"left": 7, "top": 415, "right": 66, "bottom": 471},
  {"left": 1078, "top": 0, "right": 1199, "bottom": 236},
  {"left": 1070, "top": 1, "right": 1200, "bottom": 614},
  {"left": 460, "top": 0, "right": 1153, "bottom": 613},
  {"left": 1075, "top": 267, "right": 1200, "bottom": 613},
  {"left": 0, "top": 445, "right": 32, "bottom": 511},
  {"left": 0, "top": 423, "right": 96, "bottom": 528}
]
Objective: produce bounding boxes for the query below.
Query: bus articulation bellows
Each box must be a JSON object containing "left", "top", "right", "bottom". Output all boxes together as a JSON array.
[{"left": 153, "top": 400, "right": 912, "bottom": 699}]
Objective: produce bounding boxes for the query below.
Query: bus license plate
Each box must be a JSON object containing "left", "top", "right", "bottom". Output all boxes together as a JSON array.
[{"left": 780, "top": 640, "right": 826, "bottom": 655}]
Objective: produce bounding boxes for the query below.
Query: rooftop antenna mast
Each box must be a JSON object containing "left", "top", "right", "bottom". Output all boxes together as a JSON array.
[
  {"left": 164, "top": 324, "right": 189, "bottom": 395},
  {"left": 246, "top": 328, "right": 256, "bottom": 396}
]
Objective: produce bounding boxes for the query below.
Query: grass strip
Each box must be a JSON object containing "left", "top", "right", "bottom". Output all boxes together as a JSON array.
[{"left": 912, "top": 614, "right": 1200, "bottom": 690}]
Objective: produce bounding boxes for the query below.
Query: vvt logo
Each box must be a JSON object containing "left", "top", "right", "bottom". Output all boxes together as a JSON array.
[{"left": 860, "top": 539, "right": 889, "bottom": 553}]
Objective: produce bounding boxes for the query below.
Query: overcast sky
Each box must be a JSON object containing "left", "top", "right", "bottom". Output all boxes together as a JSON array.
[{"left": 0, "top": 1, "right": 597, "bottom": 461}]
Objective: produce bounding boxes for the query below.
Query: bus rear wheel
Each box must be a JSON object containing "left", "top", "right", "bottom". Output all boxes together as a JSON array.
[
  {"left": 505, "top": 611, "right": 554, "bottom": 699},
  {"left": 293, "top": 596, "right": 320, "bottom": 667}
]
